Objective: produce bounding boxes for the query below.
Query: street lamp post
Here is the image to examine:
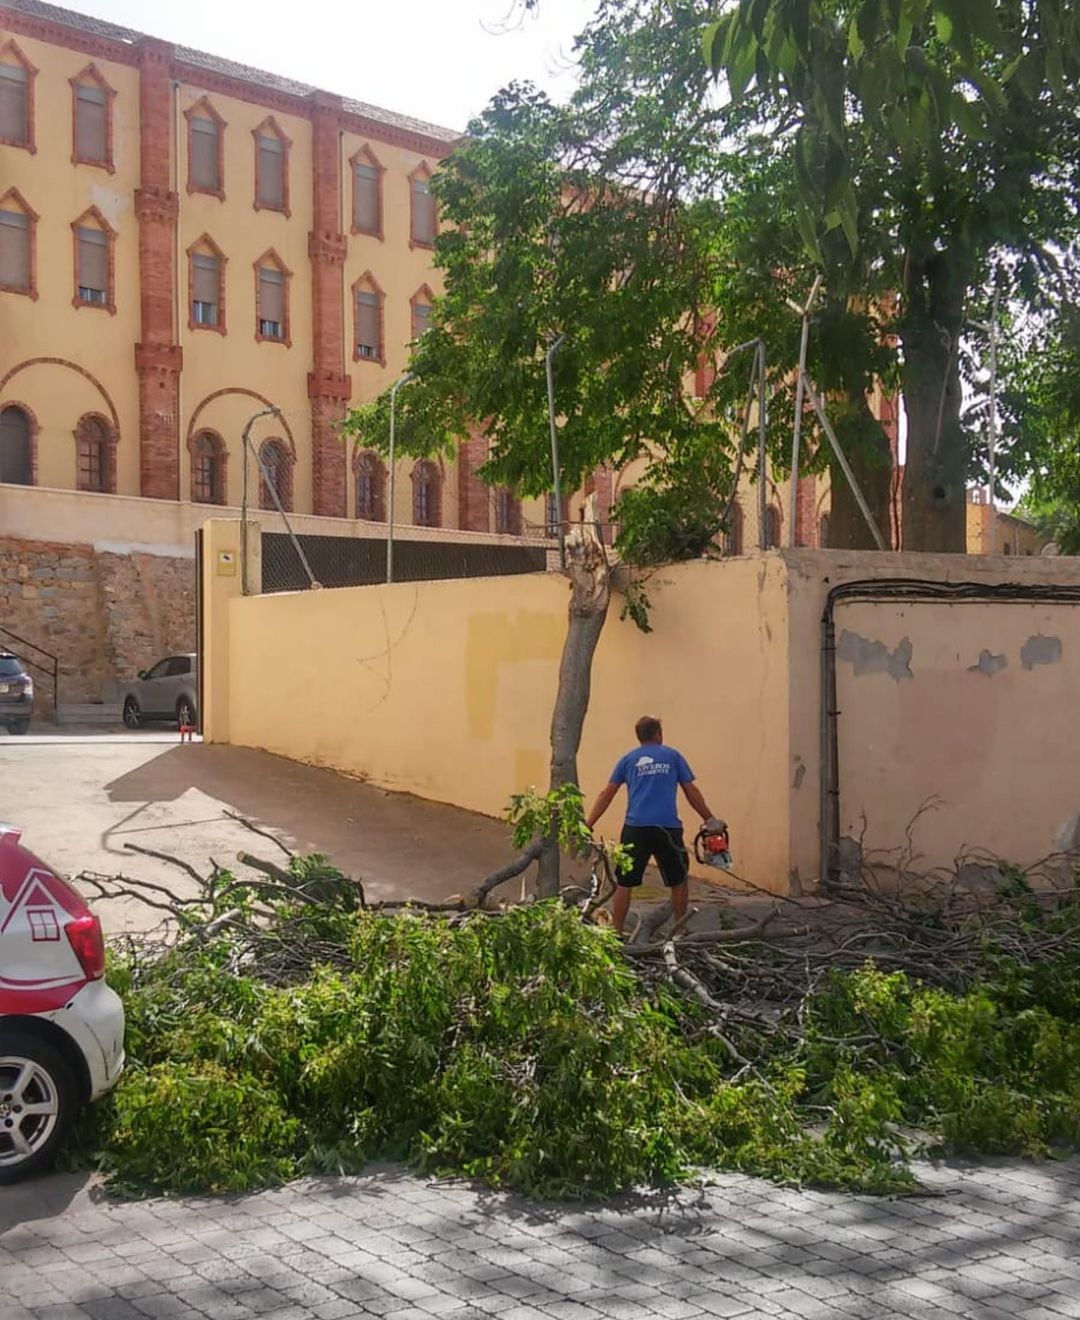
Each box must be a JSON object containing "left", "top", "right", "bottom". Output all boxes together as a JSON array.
[
  {"left": 386, "top": 372, "right": 414, "bottom": 584},
  {"left": 240, "top": 405, "right": 283, "bottom": 595}
]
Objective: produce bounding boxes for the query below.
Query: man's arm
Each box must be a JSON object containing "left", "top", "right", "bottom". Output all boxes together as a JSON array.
[
  {"left": 586, "top": 782, "right": 620, "bottom": 830},
  {"left": 681, "top": 781, "right": 716, "bottom": 823}
]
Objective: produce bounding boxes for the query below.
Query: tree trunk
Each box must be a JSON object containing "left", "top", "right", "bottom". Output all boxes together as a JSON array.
[
  {"left": 536, "top": 497, "right": 610, "bottom": 897},
  {"left": 901, "top": 249, "right": 970, "bottom": 552},
  {"left": 827, "top": 393, "right": 894, "bottom": 549}
]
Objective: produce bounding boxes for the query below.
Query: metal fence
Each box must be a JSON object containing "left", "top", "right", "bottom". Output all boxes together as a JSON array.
[{"left": 261, "top": 532, "right": 548, "bottom": 594}]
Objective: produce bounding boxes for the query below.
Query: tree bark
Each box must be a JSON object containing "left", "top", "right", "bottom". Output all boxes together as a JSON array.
[
  {"left": 901, "top": 248, "right": 971, "bottom": 552},
  {"left": 827, "top": 392, "right": 894, "bottom": 549},
  {"left": 537, "top": 497, "right": 610, "bottom": 897}
]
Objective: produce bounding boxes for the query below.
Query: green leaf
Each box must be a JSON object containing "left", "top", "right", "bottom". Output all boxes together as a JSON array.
[{"left": 933, "top": 7, "right": 953, "bottom": 43}]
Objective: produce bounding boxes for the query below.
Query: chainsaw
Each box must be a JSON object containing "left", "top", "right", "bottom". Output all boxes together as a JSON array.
[{"left": 694, "top": 817, "right": 732, "bottom": 870}]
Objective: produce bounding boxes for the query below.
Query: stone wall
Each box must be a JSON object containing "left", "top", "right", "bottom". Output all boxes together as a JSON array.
[{"left": 0, "top": 537, "right": 194, "bottom": 712}]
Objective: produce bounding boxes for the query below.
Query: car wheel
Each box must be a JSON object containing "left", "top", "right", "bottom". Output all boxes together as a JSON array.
[
  {"left": 176, "top": 697, "right": 196, "bottom": 730},
  {"left": 0, "top": 1033, "right": 79, "bottom": 1185},
  {"left": 122, "top": 697, "right": 141, "bottom": 730},
  {"left": 8, "top": 719, "right": 29, "bottom": 736}
]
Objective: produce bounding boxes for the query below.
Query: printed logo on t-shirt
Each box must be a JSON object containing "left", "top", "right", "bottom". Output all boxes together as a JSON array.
[{"left": 634, "top": 755, "right": 671, "bottom": 776}]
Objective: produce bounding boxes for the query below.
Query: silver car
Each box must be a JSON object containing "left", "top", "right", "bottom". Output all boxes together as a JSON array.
[{"left": 121, "top": 653, "right": 198, "bottom": 730}]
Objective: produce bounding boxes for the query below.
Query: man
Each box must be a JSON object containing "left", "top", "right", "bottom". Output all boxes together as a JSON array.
[{"left": 585, "top": 715, "right": 721, "bottom": 935}]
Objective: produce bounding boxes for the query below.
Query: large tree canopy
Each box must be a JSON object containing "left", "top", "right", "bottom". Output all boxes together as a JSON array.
[{"left": 706, "top": 0, "right": 1080, "bottom": 549}]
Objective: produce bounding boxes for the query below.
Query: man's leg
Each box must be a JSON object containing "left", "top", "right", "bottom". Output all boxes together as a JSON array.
[
  {"left": 669, "top": 880, "right": 689, "bottom": 923},
  {"left": 612, "top": 883, "right": 632, "bottom": 934},
  {"left": 656, "top": 828, "right": 690, "bottom": 925},
  {"left": 615, "top": 826, "right": 648, "bottom": 935}
]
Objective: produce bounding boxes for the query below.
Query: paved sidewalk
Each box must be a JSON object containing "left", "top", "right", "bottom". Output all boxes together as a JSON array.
[{"left": 3, "top": 1160, "right": 1080, "bottom": 1320}]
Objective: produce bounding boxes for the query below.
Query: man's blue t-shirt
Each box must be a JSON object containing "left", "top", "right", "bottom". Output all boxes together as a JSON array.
[{"left": 610, "top": 743, "right": 694, "bottom": 829}]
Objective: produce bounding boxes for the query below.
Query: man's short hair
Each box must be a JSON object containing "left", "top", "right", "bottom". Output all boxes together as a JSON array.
[{"left": 635, "top": 715, "right": 662, "bottom": 743}]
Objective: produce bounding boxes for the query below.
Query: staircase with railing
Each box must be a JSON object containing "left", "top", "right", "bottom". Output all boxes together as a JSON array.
[{"left": 0, "top": 625, "right": 58, "bottom": 713}]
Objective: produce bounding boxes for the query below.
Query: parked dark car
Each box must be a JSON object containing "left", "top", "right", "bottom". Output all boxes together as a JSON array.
[
  {"left": 0, "top": 653, "right": 33, "bottom": 735},
  {"left": 120, "top": 654, "right": 198, "bottom": 730}
]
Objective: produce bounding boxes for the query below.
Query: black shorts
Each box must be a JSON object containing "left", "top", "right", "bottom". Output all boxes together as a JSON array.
[{"left": 618, "top": 825, "right": 689, "bottom": 889}]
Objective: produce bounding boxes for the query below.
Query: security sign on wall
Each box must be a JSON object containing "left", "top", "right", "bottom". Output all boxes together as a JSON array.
[{"left": 216, "top": 550, "right": 237, "bottom": 577}]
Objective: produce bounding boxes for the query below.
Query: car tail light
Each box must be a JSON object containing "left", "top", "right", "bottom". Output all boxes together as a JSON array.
[{"left": 66, "top": 914, "right": 106, "bottom": 980}]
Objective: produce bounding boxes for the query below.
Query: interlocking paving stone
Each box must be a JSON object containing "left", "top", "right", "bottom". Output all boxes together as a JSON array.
[{"left": 3, "top": 1161, "right": 1080, "bottom": 1320}]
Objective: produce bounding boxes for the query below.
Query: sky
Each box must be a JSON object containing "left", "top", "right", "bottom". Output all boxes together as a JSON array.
[{"left": 66, "top": 0, "right": 594, "bottom": 132}]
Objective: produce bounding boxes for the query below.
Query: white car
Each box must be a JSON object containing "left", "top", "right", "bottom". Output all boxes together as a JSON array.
[{"left": 0, "top": 825, "right": 125, "bottom": 1183}]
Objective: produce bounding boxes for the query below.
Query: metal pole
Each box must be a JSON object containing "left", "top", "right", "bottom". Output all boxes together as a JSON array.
[
  {"left": 786, "top": 275, "right": 822, "bottom": 547},
  {"left": 250, "top": 442, "right": 319, "bottom": 588},
  {"left": 804, "top": 372, "right": 888, "bottom": 550},
  {"left": 386, "top": 373, "right": 413, "bottom": 585},
  {"left": 986, "top": 287, "right": 1000, "bottom": 510},
  {"left": 546, "top": 334, "right": 566, "bottom": 569},
  {"left": 240, "top": 406, "right": 282, "bottom": 595},
  {"left": 757, "top": 341, "right": 768, "bottom": 549}
]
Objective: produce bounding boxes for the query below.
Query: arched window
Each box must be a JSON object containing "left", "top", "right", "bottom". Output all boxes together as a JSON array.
[
  {"left": 71, "top": 64, "right": 115, "bottom": 170},
  {"left": 351, "top": 144, "right": 384, "bottom": 237},
  {"left": 188, "top": 235, "right": 226, "bottom": 332},
  {"left": 259, "top": 439, "right": 292, "bottom": 512},
  {"left": 355, "top": 450, "right": 386, "bottom": 521},
  {"left": 722, "top": 502, "right": 743, "bottom": 556},
  {"left": 494, "top": 488, "right": 521, "bottom": 536},
  {"left": 412, "top": 460, "right": 441, "bottom": 527},
  {"left": 763, "top": 504, "right": 781, "bottom": 549},
  {"left": 75, "top": 414, "right": 114, "bottom": 493},
  {"left": 253, "top": 116, "right": 289, "bottom": 214},
  {"left": 191, "top": 430, "right": 225, "bottom": 505},
  {"left": 819, "top": 512, "right": 830, "bottom": 549},
  {"left": 352, "top": 272, "right": 384, "bottom": 363},
  {"left": 254, "top": 248, "right": 290, "bottom": 344},
  {"left": 0, "top": 187, "right": 36, "bottom": 297},
  {"left": 0, "top": 40, "right": 35, "bottom": 152},
  {"left": 409, "top": 163, "right": 436, "bottom": 247},
  {"left": 186, "top": 97, "right": 225, "bottom": 198},
  {"left": 72, "top": 206, "right": 115, "bottom": 312},
  {"left": 0, "top": 404, "right": 32, "bottom": 485}
]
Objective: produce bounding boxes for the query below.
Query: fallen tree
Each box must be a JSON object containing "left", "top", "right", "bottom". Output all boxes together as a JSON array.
[{"left": 73, "top": 818, "right": 1080, "bottom": 1199}]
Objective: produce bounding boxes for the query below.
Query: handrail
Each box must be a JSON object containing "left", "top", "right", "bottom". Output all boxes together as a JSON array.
[{"left": 0, "top": 624, "right": 59, "bottom": 708}]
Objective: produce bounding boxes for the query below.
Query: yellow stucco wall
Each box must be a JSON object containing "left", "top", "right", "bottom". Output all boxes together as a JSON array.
[
  {"left": 784, "top": 548, "right": 1080, "bottom": 887},
  {"left": 206, "top": 528, "right": 1080, "bottom": 893},
  {"left": 209, "top": 525, "right": 793, "bottom": 890}
]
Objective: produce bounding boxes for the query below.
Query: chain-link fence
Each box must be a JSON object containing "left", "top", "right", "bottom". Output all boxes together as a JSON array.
[{"left": 261, "top": 532, "right": 548, "bottom": 594}]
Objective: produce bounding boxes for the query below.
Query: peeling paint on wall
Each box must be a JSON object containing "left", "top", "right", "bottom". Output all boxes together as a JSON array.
[
  {"left": 968, "top": 649, "right": 1008, "bottom": 677},
  {"left": 1021, "top": 634, "right": 1063, "bottom": 671},
  {"left": 792, "top": 757, "right": 806, "bottom": 789},
  {"left": 837, "top": 630, "right": 914, "bottom": 681}
]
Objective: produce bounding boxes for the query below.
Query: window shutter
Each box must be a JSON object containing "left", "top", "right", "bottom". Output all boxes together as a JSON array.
[
  {"left": 0, "top": 209, "right": 30, "bottom": 290},
  {"left": 357, "top": 290, "right": 380, "bottom": 357},
  {"left": 75, "top": 82, "right": 107, "bottom": 161},
  {"left": 193, "top": 252, "right": 219, "bottom": 305},
  {"left": 77, "top": 227, "right": 108, "bottom": 292},
  {"left": 411, "top": 177, "right": 435, "bottom": 244},
  {"left": 191, "top": 115, "right": 218, "bottom": 190},
  {"left": 259, "top": 266, "right": 284, "bottom": 323},
  {"left": 257, "top": 134, "right": 283, "bottom": 207},
  {"left": 413, "top": 302, "right": 431, "bottom": 338},
  {"left": 354, "top": 163, "right": 378, "bottom": 232},
  {"left": 0, "top": 64, "right": 27, "bottom": 144}
]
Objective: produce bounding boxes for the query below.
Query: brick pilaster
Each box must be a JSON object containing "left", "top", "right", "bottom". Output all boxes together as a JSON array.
[
  {"left": 308, "top": 93, "right": 350, "bottom": 517},
  {"left": 794, "top": 474, "right": 817, "bottom": 546},
  {"left": 135, "top": 38, "right": 182, "bottom": 500},
  {"left": 457, "top": 430, "right": 490, "bottom": 531}
]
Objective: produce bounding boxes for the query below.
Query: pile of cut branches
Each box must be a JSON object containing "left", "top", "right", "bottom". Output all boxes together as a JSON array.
[{"left": 73, "top": 818, "right": 1080, "bottom": 1200}]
